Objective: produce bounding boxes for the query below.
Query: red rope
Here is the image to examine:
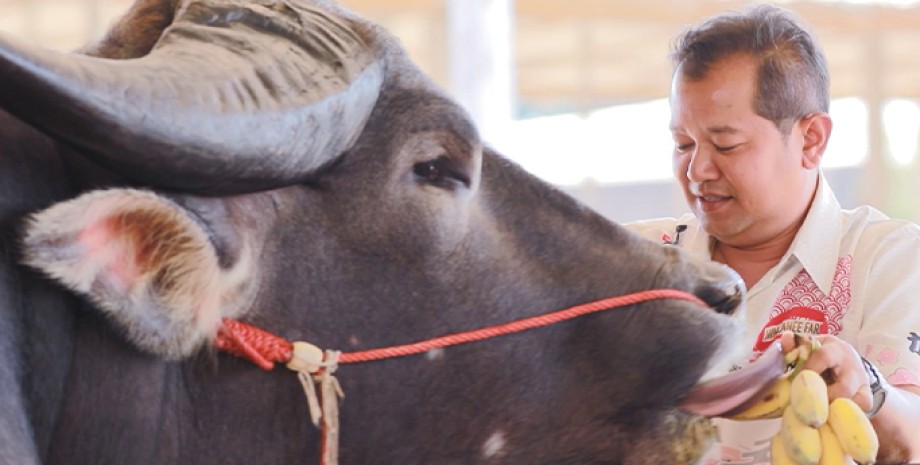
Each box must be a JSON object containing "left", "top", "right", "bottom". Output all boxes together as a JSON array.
[
  {"left": 215, "top": 288, "right": 707, "bottom": 368},
  {"left": 216, "top": 318, "right": 293, "bottom": 370}
]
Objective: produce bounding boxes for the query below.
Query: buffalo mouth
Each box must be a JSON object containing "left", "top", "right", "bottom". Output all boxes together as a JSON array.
[
  {"left": 659, "top": 410, "right": 721, "bottom": 465},
  {"left": 677, "top": 341, "right": 786, "bottom": 417}
]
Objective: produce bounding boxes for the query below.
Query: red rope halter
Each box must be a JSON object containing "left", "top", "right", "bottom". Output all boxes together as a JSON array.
[
  {"left": 214, "top": 288, "right": 708, "bottom": 465},
  {"left": 215, "top": 288, "right": 707, "bottom": 370}
]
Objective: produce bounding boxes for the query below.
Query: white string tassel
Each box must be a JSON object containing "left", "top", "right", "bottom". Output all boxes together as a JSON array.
[
  {"left": 297, "top": 371, "right": 323, "bottom": 427},
  {"left": 319, "top": 350, "right": 344, "bottom": 465},
  {"left": 287, "top": 343, "right": 344, "bottom": 465}
]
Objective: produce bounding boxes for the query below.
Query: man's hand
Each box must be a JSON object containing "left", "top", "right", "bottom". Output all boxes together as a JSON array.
[
  {"left": 779, "top": 332, "right": 873, "bottom": 412},
  {"left": 779, "top": 331, "right": 920, "bottom": 463}
]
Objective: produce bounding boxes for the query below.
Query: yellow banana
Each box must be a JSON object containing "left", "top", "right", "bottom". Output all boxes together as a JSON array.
[
  {"left": 781, "top": 405, "right": 822, "bottom": 465},
  {"left": 827, "top": 398, "right": 878, "bottom": 465},
  {"left": 790, "top": 369, "right": 829, "bottom": 427},
  {"left": 729, "top": 338, "right": 812, "bottom": 421},
  {"left": 818, "top": 423, "right": 849, "bottom": 465},
  {"left": 772, "top": 433, "right": 799, "bottom": 465},
  {"left": 726, "top": 375, "right": 792, "bottom": 420}
]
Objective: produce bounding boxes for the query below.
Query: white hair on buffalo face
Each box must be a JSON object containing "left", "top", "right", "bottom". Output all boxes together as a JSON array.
[
  {"left": 481, "top": 431, "right": 507, "bottom": 459},
  {"left": 22, "top": 188, "right": 255, "bottom": 359}
]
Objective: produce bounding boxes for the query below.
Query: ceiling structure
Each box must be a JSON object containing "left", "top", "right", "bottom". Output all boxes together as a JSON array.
[
  {"left": 346, "top": 0, "right": 920, "bottom": 115},
  {"left": 2, "top": 0, "right": 918, "bottom": 116},
  {"left": 0, "top": 0, "right": 917, "bottom": 216}
]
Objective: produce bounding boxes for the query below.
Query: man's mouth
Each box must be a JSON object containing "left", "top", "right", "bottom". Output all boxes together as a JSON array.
[
  {"left": 677, "top": 342, "right": 786, "bottom": 417},
  {"left": 694, "top": 194, "right": 731, "bottom": 213}
]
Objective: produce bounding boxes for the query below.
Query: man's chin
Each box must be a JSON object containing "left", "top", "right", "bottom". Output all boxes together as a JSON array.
[{"left": 696, "top": 215, "right": 746, "bottom": 244}]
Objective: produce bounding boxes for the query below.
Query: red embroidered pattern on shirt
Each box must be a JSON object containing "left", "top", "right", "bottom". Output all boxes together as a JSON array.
[{"left": 770, "top": 256, "right": 852, "bottom": 335}]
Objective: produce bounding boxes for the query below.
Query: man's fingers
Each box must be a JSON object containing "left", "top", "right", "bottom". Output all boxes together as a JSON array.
[
  {"left": 822, "top": 368, "right": 867, "bottom": 404},
  {"left": 799, "top": 336, "right": 875, "bottom": 413},
  {"left": 840, "top": 384, "right": 874, "bottom": 413},
  {"left": 779, "top": 331, "right": 798, "bottom": 353},
  {"left": 777, "top": 333, "right": 876, "bottom": 414},
  {"left": 802, "top": 341, "right": 834, "bottom": 373}
]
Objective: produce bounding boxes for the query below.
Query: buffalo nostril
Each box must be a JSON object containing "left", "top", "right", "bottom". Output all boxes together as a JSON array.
[
  {"left": 712, "top": 289, "right": 743, "bottom": 315},
  {"left": 697, "top": 282, "right": 745, "bottom": 315}
]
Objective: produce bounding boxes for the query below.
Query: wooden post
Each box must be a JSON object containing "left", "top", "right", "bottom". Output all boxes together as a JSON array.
[{"left": 859, "top": 29, "right": 888, "bottom": 211}]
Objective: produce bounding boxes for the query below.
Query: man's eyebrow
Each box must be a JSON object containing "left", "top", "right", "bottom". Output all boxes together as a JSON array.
[
  {"left": 668, "top": 124, "right": 740, "bottom": 134},
  {"left": 708, "top": 125, "right": 740, "bottom": 134}
]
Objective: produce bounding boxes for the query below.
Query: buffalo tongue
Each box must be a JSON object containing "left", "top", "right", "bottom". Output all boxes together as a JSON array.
[{"left": 677, "top": 342, "right": 786, "bottom": 417}]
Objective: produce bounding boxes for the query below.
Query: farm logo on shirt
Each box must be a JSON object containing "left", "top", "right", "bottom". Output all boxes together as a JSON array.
[
  {"left": 754, "top": 256, "right": 852, "bottom": 356},
  {"left": 753, "top": 306, "right": 828, "bottom": 353}
]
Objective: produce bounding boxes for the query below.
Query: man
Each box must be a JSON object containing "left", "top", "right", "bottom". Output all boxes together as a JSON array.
[{"left": 627, "top": 4, "right": 920, "bottom": 464}]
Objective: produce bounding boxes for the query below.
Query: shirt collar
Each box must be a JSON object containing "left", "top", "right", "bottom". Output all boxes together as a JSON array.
[
  {"left": 672, "top": 213, "right": 711, "bottom": 259},
  {"left": 783, "top": 171, "right": 843, "bottom": 295}
]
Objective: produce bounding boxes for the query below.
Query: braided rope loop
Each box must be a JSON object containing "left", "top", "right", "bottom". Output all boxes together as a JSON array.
[{"left": 338, "top": 288, "right": 705, "bottom": 363}]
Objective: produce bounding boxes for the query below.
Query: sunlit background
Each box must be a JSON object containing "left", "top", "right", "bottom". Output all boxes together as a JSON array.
[{"left": 2, "top": 0, "right": 918, "bottom": 223}]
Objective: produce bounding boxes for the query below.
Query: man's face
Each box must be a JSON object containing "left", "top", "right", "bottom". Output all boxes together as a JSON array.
[{"left": 669, "top": 53, "right": 816, "bottom": 248}]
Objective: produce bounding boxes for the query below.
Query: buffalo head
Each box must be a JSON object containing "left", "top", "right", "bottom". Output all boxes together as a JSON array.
[{"left": 0, "top": 1, "right": 772, "bottom": 464}]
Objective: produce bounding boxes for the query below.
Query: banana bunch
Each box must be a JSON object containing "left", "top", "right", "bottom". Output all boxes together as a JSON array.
[{"left": 725, "top": 339, "right": 879, "bottom": 465}]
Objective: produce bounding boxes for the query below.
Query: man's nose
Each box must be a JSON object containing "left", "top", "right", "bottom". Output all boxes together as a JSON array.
[{"left": 686, "top": 147, "right": 718, "bottom": 183}]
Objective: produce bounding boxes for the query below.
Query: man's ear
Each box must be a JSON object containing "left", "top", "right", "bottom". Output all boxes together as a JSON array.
[{"left": 800, "top": 112, "right": 832, "bottom": 169}]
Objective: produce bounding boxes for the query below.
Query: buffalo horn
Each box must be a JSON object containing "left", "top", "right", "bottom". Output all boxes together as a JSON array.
[{"left": 0, "top": 0, "right": 384, "bottom": 193}]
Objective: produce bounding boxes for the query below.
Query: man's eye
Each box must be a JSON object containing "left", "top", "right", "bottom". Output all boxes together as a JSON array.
[
  {"left": 675, "top": 143, "right": 694, "bottom": 153},
  {"left": 715, "top": 144, "right": 740, "bottom": 153}
]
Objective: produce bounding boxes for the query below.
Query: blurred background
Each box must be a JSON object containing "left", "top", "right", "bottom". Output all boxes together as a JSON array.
[{"left": 2, "top": 0, "right": 918, "bottom": 223}]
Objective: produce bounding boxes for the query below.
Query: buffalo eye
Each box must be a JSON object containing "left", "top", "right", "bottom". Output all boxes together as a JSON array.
[
  {"left": 412, "top": 156, "right": 470, "bottom": 189},
  {"left": 414, "top": 161, "right": 443, "bottom": 182}
]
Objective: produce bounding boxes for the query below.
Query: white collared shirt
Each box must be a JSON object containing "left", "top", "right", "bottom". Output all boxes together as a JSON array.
[{"left": 626, "top": 173, "right": 920, "bottom": 465}]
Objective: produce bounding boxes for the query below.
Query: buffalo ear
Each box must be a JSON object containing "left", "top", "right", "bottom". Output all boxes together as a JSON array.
[{"left": 21, "top": 189, "right": 252, "bottom": 359}]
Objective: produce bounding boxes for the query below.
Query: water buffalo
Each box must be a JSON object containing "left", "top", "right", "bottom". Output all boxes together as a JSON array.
[{"left": 0, "top": 0, "right": 767, "bottom": 464}]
